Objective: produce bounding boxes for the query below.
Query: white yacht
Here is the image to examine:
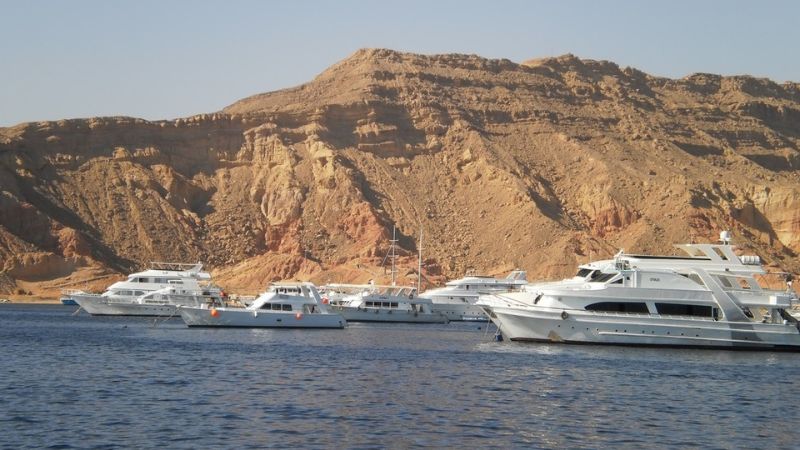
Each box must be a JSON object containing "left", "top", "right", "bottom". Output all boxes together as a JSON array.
[
  {"left": 325, "top": 283, "right": 448, "bottom": 323},
  {"left": 72, "top": 262, "right": 225, "bottom": 316},
  {"left": 179, "top": 282, "right": 346, "bottom": 328},
  {"left": 479, "top": 232, "right": 800, "bottom": 351},
  {"left": 420, "top": 270, "right": 528, "bottom": 321}
]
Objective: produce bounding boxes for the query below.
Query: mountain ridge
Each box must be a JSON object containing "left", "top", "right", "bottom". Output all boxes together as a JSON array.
[{"left": 1, "top": 48, "right": 798, "bottom": 297}]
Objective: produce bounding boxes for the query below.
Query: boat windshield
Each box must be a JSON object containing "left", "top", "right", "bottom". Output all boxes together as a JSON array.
[
  {"left": 576, "top": 268, "right": 594, "bottom": 278},
  {"left": 590, "top": 272, "right": 618, "bottom": 283}
]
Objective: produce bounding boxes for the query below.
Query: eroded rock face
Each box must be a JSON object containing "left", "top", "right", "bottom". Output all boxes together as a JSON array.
[{"left": 1, "top": 48, "right": 799, "bottom": 295}]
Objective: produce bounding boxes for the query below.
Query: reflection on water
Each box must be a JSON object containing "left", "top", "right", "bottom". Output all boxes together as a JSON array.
[{"left": 1, "top": 304, "right": 799, "bottom": 448}]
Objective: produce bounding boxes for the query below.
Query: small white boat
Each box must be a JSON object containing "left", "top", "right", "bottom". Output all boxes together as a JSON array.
[
  {"left": 179, "top": 282, "right": 346, "bottom": 329},
  {"left": 479, "top": 232, "right": 800, "bottom": 351},
  {"left": 325, "top": 283, "right": 448, "bottom": 323},
  {"left": 60, "top": 289, "right": 80, "bottom": 305},
  {"left": 420, "top": 270, "right": 528, "bottom": 321},
  {"left": 72, "top": 262, "right": 225, "bottom": 316}
]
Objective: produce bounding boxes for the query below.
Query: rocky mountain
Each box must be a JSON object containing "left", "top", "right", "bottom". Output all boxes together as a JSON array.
[{"left": 1, "top": 48, "right": 799, "bottom": 297}]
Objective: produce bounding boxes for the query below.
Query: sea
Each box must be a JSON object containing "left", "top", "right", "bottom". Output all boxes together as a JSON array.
[{"left": 1, "top": 304, "right": 799, "bottom": 449}]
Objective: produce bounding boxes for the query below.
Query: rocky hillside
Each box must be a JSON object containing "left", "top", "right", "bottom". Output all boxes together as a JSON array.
[{"left": 1, "top": 48, "right": 799, "bottom": 296}]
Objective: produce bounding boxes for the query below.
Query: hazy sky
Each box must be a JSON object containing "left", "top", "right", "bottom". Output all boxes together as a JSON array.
[{"left": 1, "top": 0, "right": 797, "bottom": 126}]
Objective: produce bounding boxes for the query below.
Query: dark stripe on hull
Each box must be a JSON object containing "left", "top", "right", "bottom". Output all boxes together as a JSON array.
[
  {"left": 508, "top": 337, "right": 800, "bottom": 352},
  {"left": 186, "top": 324, "right": 344, "bottom": 329},
  {"left": 87, "top": 313, "right": 178, "bottom": 317}
]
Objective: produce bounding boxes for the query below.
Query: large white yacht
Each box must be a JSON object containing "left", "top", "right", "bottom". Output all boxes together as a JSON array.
[
  {"left": 478, "top": 232, "right": 800, "bottom": 351},
  {"left": 72, "top": 262, "right": 225, "bottom": 316},
  {"left": 179, "top": 282, "right": 346, "bottom": 328},
  {"left": 420, "top": 270, "right": 528, "bottom": 321},
  {"left": 324, "top": 283, "right": 448, "bottom": 323}
]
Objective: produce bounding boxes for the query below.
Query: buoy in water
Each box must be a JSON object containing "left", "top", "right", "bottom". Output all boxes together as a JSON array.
[
  {"left": 210, "top": 308, "right": 219, "bottom": 318},
  {"left": 295, "top": 312, "right": 303, "bottom": 320}
]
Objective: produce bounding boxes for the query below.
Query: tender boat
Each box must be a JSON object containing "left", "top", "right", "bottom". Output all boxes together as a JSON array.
[
  {"left": 179, "top": 282, "right": 346, "bottom": 328},
  {"left": 479, "top": 232, "right": 800, "bottom": 351},
  {"left": 72, "top": 262, "right": 225, "bottom": 316},
  {"left": 60, "top": 289, "right": 80, "bottom": 305},
  {"left": 325, "top": 283, "right": 448, "bottom": 323},
  {"left": 420, "top": 270, "right": 528, "bottom": 321}
]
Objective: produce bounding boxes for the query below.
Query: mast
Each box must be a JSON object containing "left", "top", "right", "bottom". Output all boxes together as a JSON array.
[
  {"left": 417, "top": 227, "right": 423, "bottom": 292},
  {"left": 390, "top": 225, "right": 397, "bottom": 286}
]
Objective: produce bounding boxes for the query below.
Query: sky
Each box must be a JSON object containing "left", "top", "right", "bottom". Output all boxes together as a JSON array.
[{"left": 1, "top": 0, "right": 798, "bottom": 126}]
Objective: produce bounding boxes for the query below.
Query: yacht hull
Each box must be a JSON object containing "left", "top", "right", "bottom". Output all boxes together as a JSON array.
[
  {"left": 429, "top": 302, "right": 487, "bottom": 322},
  {"left": 179, "top": 306, "right": 347, "bottom": 329},
  {"left": 332, "top": 306, "right": 448, "bottom": 323},
  {"left": 488, "top": 306, "right": 800, "bottom": 351},
  {"left": 73, "top": 294, "right": 179, "bottom": 317}
]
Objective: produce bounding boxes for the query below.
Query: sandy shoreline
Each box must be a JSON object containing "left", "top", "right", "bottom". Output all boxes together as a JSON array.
[{"left": 0, "top": 297, "right": 61, "bottom": 304}]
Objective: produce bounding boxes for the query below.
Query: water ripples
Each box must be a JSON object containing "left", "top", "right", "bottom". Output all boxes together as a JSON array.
[{"left": 2, "top": 304, "right": 800, "bottom": 448}]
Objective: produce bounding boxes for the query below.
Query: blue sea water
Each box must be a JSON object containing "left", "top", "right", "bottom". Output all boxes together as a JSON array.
[{"left": 1, "top": 304, "right": 798, "bottom": 449}]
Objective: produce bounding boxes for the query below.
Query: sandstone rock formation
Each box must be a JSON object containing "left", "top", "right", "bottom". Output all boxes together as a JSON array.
[{"left": 1, "top": 49, "right": 799, "bottom": 297}]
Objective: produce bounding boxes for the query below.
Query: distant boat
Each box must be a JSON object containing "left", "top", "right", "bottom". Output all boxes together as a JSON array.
[
  {"left": 60, "top": 289, "right": 79, "bottom": 305},
  {"left": 179, "top": 282, "right": 346, "bottom": 329},
  {"left": 325, "top": 283, "right": 448, "bottom": 323},
  {"left": 72, "top": 262, "right": 225, "bottom": 316},
  {"left": 420, "top": 270, "right": 528, "bottom": 321}
]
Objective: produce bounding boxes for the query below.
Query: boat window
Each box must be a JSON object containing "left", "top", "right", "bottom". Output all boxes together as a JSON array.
[
  {"left": 115, "top": 290, "right": 133, "bottom": 296},
  {"left": 655, "top": 303, "right": 713, "bottom": 317},
  {"left": 391, "top": 302, "right": 398, "bottom": 308},
  {"left": 282, "top": 304, "right": 292, "bottom": 311},
  {"left": 260, "top": 303, "right": 273, "bottom": 310},
  {"left": 155, "top": 278, "right": 166, "bottom": 284},
  {"left": 133, "top": 291, "right": 145, "bottom": 296},
  {"left": 585, "top": 302, "right": 648, "bottom": 313},
  {"left": 168, "top": 280, "right": 183, "bottom": 285},
  {"left": 382, "top": 302, "right": 391, "bottom": 308},
  {"left": 612, "top": 278, "right": 623, "bottom": 284},
  {"left": 576, "top": 268, "right": 594, "bottom": 278},
  {"left": 590, "top": 273, "right": 618, "bottom": 283}
]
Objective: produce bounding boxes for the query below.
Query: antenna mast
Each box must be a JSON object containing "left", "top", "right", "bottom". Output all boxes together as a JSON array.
[
  {"left": 390, "top": 225, "right": 398, "bottom": 286},
  {"left": 417, "top": 227, "right": 423, "bottom": 292}
]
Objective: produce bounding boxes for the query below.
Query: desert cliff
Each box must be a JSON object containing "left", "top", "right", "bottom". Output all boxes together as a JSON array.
[{"left": 1, "top": 49, "right": 799, "bottom": 297}]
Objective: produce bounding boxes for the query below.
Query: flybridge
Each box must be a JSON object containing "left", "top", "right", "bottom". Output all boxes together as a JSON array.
[{"left": 608, "top": 232, "right": 766, "bottom": 275}]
